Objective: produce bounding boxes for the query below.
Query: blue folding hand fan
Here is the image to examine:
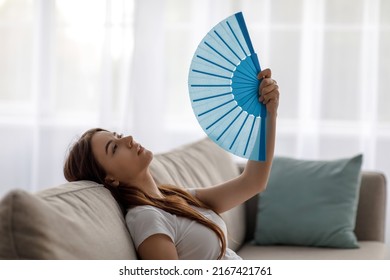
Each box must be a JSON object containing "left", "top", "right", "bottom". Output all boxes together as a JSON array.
[{"left": 188, "top": 12, "right": 266, "bottom": 161}]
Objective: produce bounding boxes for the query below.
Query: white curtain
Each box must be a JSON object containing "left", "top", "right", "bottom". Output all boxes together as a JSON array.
[
  {"left": 0, "top": 0, "right": 389, "bottom": 251},
  {"left": 0, "top": 0, "right": 135, "bottom": 193}
]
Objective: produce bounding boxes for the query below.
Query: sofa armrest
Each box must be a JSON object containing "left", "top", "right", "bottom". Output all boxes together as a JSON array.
[
  {"left": 239, "top": 161, "right": 387, "bottom": 243},
  {"left": 355, "top": 171, "right": 387, "bottom": 242}
]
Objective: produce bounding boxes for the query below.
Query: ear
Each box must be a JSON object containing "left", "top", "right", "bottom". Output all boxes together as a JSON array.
[{"left": 105, "top": 177, "right": 120, "bottom": 187}]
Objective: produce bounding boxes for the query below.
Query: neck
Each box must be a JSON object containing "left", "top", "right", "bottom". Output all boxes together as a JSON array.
[{"left": 130, "top": 169, "right": 164, "bottom": 199}]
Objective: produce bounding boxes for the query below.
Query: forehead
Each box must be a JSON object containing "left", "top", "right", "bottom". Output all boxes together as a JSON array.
[
  {"left": 91, "top": 131, "right": 113, "bottom": 144},
  {"left": 91, "top": 131, "right": 113, "bottom": 154}
]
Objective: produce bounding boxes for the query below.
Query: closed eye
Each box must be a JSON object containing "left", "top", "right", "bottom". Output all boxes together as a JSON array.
[
  {"left": 111, "top": 132, "right": 122, "bottom": 155},
  {"left": 112, "top": 143, "right": 118, "bottom": 154}
]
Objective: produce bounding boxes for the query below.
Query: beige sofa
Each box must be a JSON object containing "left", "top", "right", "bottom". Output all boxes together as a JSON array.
[{"left": 0, "top": 138, "right": 387, "bottom": 259}]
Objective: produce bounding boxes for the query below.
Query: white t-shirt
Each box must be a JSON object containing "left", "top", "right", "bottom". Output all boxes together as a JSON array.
[{"left": 125, "top": 194, "right": 242, "bottom": 260}]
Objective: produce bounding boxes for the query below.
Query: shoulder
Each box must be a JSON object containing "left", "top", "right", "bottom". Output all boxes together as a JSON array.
[
  {"left": 125, "top": 205, "right": 177, "bottom": 249},
  {"left": 187, "top": 188, "right": 197, "bottom": 196},
  {"left": 126, "top": 205, "right": 162, "bottom": 215},
  {"left": 126, "top": 205, "right": 169, "bottom": 224},
  {"left": 125, "top": 205, "right": 177, "bottom": 234}
]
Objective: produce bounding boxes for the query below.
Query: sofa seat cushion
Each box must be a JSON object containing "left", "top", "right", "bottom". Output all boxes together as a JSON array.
[
  {"left": 238, "top": 241, "right": 387, "bottom": 260},
  {"left": 0, "top": 181, "right": 136, "bottom": 259}
]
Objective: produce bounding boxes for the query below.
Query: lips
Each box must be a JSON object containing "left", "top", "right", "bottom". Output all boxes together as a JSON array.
[
  {"left": 130, "top": 138, "right": 144, "bottom": 156},
  {"left": 137, "top": 145, "right": 144, "bottom": 155}
]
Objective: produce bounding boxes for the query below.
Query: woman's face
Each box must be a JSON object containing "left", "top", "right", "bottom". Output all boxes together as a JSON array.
[{"left": 91, "top": 130, "right": 153, "bottom": 185}]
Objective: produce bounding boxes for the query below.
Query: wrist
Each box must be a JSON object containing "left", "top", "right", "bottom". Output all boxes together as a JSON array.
[{"left": 267, "top": 112, "right": 278, "bottom": 119}]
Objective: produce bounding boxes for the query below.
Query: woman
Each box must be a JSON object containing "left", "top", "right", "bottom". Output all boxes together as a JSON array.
[{"left": 63, "top": 68, "right": 279, "bottom": 260}]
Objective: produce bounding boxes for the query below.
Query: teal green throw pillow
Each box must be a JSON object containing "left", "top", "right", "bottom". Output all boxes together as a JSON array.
[{"left": 254, "top": 154, "right": 363, "bottom": 248}]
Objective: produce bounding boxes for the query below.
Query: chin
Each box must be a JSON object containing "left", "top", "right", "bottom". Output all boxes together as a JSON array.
[{"left": 144, "top": 149, "right": 154, "bottom": 162}]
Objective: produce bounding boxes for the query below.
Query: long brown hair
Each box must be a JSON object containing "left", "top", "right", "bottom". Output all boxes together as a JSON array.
[{"left": 63, "top": 128, "right": 226, "bottom": 259}]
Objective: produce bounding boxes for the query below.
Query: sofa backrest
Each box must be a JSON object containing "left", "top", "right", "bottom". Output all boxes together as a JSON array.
[
  {"left": 0, "top": 181, "right": 137, "bottom": 259},
  {"left": 0, "top": 138, "right": 245, "bottom": 259}
]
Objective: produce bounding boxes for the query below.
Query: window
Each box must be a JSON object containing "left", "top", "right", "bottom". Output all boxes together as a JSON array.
[
  {"left": 1, "top": 0, "right": 390, "bottom": 208},
  {"left": 0, "top": 0, "right": 34, "bottom": 114},
  {"left": 0, "top": 0, "right": 134, "bottom": 193}
]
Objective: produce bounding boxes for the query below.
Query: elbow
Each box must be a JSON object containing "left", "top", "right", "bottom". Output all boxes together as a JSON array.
[
  {"left": 245, "top": 171, "right": 271, "bottom": 194},
  {"left": 242, "top": 175, "right": 269, "bottom": 195},
  {"left": 241, "top": 159, "right": 273, "bottom": 194},
  {"left": 258, "top": 180, "right": 268, "bottom": 193},
  {"left": 261, "top": 171, "right": 272, "bottom": 192}
]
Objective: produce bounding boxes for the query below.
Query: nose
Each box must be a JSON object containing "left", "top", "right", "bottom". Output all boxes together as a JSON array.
[{"left": 122, "top": 135, "right": 134, "bottom": 148}]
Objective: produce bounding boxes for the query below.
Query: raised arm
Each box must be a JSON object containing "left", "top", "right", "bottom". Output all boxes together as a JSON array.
[{"left": 195, "top": 68, "right": 279, "bottom": 214}]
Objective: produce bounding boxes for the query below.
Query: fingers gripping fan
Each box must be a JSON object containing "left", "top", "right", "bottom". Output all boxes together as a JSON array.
[{"left": 188, "top": 12, "right": 266, "bottom": 161}]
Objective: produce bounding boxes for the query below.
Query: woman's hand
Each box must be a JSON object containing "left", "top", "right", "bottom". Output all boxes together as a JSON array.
[{"left": 258, "top": 68, "right": 279, "bottom": 117}]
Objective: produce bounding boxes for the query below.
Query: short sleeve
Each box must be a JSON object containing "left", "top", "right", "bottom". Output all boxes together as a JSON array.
[{"left": 125, "top": 206, "right": 176, "bottom": 249}]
